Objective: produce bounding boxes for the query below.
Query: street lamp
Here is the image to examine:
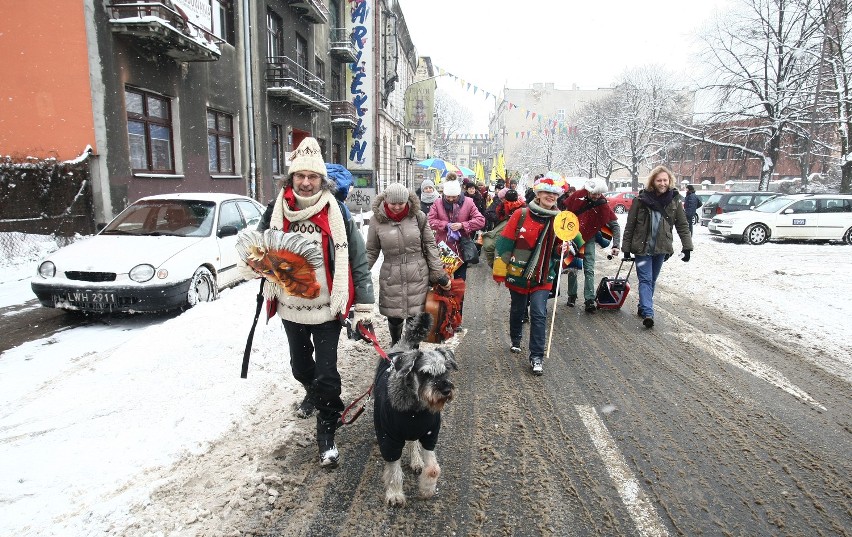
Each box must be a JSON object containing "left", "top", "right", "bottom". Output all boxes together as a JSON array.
[{"left": 396, "top": 141, "right": 416, "bottom": 189}]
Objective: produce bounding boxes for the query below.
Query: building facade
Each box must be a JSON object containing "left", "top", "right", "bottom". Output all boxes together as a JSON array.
[{"left": 1, "top": 0, "right": 425, "bottom": 227}]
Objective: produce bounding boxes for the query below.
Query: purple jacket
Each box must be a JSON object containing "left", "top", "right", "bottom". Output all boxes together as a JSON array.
[{"left": 427, "top": 195, "right": 485, "bottom": 253}]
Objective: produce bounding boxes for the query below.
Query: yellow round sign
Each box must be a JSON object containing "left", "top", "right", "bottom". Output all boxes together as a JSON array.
[{"left": 553, "top": 211, "right": 580, "bottom": 241}]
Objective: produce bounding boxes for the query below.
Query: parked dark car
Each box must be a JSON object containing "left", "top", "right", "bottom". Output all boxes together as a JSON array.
[{"left": 700, "top": 191, "right": 779, "bottom": 226}]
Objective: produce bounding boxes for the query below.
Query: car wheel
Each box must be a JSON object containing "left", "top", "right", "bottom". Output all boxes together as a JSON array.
[
  {"left": 691, "top": 214, "right": 699, "bottom": 226},
  {"left": 614, "top": 204, "right": 626, "bottom": 214},
  {"left": 744, "top": 224, "right": 769, "bottom": 245},
  {"left": 844, "top": 226, "right": 852, "bottom": 245},
  {"left": 187, "top": 267, "right": 217, "bottom": 307}
]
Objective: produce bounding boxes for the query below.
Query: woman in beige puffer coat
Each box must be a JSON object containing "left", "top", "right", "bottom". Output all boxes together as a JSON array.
[{"left": 366, "top": 183, "right": 450, "bottom": 345}]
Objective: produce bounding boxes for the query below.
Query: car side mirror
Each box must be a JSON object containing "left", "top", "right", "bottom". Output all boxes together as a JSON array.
[
  {"left": 783, "top": 208, "right": 794, "bottom": 214},
  {"left": 218, "top": 225, "right": 238, "bottom": 238}
]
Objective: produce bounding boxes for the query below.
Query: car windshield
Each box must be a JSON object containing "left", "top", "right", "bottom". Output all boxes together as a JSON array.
[
  {"left": 754, "top": 196, "right": 796, "bottom": 213},
  {"left": 101, "top": 200, "right": 216, "bottom": 237}
]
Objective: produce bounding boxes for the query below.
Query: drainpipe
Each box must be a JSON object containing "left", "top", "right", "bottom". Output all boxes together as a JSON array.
[{"left": 242, "top": 0, "right": 258, "bottom": 199}]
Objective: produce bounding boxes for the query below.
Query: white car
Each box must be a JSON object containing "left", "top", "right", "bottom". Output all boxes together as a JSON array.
[
  {"left": 31, "top": 193, "right": 265, "bottom": 313},
  {"left": 708, "top": 194, "right": 852, "bottom": 245}
]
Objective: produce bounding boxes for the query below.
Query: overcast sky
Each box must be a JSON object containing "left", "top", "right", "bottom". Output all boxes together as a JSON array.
[{"left": 396, "top": 0, "right": 731, "bottom": 132}]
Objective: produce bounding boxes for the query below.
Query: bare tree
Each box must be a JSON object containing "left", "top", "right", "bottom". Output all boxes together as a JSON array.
[
  {"left": 577, "top": 67, "right": 690, "bottom": 190},
  {"left": 432, "top": 90, "right": 472, "bottom": 158},
  {"left": 812, "top": 0, "right": 851, "bottom": 192},
  {"left": 672, "top": 0, "right": 824, "bottom": 191},
  {"left": 512, "top": 132, "right": 574, "bottom": 175}
]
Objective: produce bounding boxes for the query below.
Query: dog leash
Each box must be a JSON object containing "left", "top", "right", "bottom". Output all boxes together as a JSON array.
[{"left": 339, "top": 321, "right": 391, "bottom": 426}]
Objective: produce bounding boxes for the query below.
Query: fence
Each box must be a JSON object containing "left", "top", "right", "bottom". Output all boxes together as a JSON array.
[{"left": 0, "top": 153, "right": 95, "bottom": 263}]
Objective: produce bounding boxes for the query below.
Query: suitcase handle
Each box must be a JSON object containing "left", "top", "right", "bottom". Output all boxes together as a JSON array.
[{"left": 614, "top": 259, "right": 635, "bottom": 280}]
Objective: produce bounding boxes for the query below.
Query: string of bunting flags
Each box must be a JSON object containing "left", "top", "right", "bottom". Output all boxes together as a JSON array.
[{"left": 435, "top": 65, "right": 581, "bottom": 139}]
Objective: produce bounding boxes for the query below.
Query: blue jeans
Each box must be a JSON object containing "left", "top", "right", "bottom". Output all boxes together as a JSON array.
[
  {"left": 509, "top": 289, "right": 550, "bottom": 358},
  {"left": 634, "top": 254, "right": 666, "bottom": 319}
]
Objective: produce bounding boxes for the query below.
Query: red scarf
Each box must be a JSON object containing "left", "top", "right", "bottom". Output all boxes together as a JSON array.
[{"left": 385, "top": 202, "right": 410, "bottom": 222}]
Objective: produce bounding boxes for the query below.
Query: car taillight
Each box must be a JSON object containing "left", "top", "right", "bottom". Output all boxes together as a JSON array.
[{"left": 716, "top": 206, "right": 723, "bottom": 214}]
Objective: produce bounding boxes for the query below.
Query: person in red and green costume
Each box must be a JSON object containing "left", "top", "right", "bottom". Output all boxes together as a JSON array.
[{"left": 493, "top": 175, "right": 567, "bottom": 376}]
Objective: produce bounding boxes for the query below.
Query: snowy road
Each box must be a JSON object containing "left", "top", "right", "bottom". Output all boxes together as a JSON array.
[{"left": 1, "top": 226, "right": 851, "bottom": 535}]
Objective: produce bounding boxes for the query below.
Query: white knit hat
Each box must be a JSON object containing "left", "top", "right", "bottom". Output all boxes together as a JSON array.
[
  {"left": 585, "top": 178, "right": 608, "bottom": 195},
  {"left": 442, "top": 179, "right": 461, "bottom": 196},
  {"left": 383, "top": 183, "right": 410, "bottom": 204},
  {"left": 288, "top": 137, "right": 326, "bottom": 178}
]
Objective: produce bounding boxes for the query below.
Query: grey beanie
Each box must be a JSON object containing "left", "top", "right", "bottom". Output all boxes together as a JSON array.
[{"left": 384, "top": 183, "right": 410, "bottom": 204}]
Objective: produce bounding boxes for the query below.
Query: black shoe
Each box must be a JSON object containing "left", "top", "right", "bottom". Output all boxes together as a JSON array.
[
  {"left": 637, "top": 306, "right": 643, "bottom": 317},
  {"left": 296, "top": 390, "right": 316, "bottom": 419},
  {"left": 643, "top": 317, "right": 654, "bottom": 328},
  {"left": 566, "top": 295, "right": 577, "bottom": 308},
  {"left": 584, "top": 300, "right": 597, "bottom": 313}
]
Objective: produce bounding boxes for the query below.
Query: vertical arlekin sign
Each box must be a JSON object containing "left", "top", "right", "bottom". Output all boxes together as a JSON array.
[{"left": 345, "top": 0, "right": 375, "bottom": 212}]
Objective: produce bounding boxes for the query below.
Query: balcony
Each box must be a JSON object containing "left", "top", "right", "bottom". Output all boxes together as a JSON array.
[
  {"left": 286, "top": 0, "right": 329, "bottom": 24},
  {"left": 107, "top": 2, "right": 222, "bottom": 62},
  {"left": 266, "top": 56, "right": 329, "bottom": 112},
  {"left": 330, "top": 101, "right": 357, "bottom": 129},
  {"left": 329, "top": 28, "right": 357, "bottom": 63}
]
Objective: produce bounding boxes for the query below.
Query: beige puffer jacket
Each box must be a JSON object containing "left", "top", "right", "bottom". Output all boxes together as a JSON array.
[{"left": 366, "top": 190, "right": 449, "bottom": 319}]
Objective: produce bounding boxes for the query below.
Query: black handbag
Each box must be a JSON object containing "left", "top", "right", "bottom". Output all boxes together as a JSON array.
[{"left": 459, "top": 235, "right": 479, "bottom": 264}]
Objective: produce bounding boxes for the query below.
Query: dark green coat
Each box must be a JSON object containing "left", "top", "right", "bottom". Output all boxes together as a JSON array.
[{"left": 623, "top": 189, "right": 694, "bottom": 255}]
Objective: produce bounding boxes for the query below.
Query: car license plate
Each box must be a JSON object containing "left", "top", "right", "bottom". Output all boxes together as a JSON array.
[
  {"left": 53, "top": 291, "right": 117, "bottom": 309},
  {"left": 708, "top": 223, "right": 717, "bottom": 231}
]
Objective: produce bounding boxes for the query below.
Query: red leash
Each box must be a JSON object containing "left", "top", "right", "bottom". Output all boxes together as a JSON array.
[{"left": 339, "top": 322, "right": 390, "bottom": 426}]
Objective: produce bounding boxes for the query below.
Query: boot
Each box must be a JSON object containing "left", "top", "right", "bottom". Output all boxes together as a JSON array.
[
  {"left": 566, "top": 295, "right": 577, "bottom": 308},
  {"left": 388, "top": 320, "right": 404, "bottom": 347},
  {"left": 317, "top": 415, "right": 340, "bottom": 468},
  {"left": 295, "top": 384, "right": 316, "bottom": 419}
]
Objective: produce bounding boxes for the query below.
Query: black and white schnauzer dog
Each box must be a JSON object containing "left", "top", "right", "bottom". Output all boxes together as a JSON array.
[{"left": 373, "top": 312, "right": 458, "bottom": 506}]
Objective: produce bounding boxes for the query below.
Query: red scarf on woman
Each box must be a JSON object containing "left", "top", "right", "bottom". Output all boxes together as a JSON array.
[{"left": 385, "top": 202, "right": 410, "bottom": 222}]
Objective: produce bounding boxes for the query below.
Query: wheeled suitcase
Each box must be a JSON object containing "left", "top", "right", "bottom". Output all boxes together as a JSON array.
[{"left": 595, "top": 260, "right": 634, "bottom": 310}]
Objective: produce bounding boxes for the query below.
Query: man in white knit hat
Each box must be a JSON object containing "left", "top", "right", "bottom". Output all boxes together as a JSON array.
[{"left": 257, "top": 137, "right": 374, "bottom": 468}]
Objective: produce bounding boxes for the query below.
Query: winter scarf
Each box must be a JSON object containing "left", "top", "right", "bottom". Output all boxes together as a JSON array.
[
  {"left": 640, "top": 188, "right": 675, "bottom": 214},
  {"left": 523, "top": 201, "right": 560, "bottom": 282},
  {"left": 420, "top": 188, "right": 438, "bottom": 205},
  {"left": 385, "top": 202, "right": 410, "bottom": 222},
  {"left": 270, "top": 187, "right": 350, "bottom": 320},
  {"left": 496, "top": 199, "right": 526, "bottom": 221}
]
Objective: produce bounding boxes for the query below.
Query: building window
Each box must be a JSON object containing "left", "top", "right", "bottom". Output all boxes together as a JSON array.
[
  {"left": 556, "top": 109, "right": 565, "bottom": 121},
  {"left": 211, "top": 0, "right": 234, "bottom": 44},
  {"left": 331, "top": 68, "right": 341, "bottom": 100},
  {"left": 266, "top": 10, "right": 282, "bottom": 59},
  {"left": 207, "top": 109, "right": 234, "bottom": 174},
  {"left": 125, "top": 87, "right": 174, "bottom": 173},
  {"left": 471, "top": 146, "right": 477, "bottom": 156},
  {"left": 296, "top": 34, "right": 308, "bottom": 70},
  {"left": 701, "top": 145, "right": 712, "bottom": 161},
  {"left": 332, "top": 143, "right": 341, "bottom": 164},
  {"left": 717, "top": 146, "right": 728, "bottom": 160},
  {"left": 316, "top": 57, "right": 325, "bottom": 82},
  {"left": 271, "top": 123, "right": 283, "bottom": 174}
]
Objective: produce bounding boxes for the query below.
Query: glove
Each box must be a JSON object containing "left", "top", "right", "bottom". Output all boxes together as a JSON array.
[
  {"left": 352, "top": 303, "right": 373, "bottom": 327},
  {"left": 681, "top": 250, "right": 691, "bottom": 262},
  {"left": 623, "top": 252, "right": 633, "bottom": 261}
]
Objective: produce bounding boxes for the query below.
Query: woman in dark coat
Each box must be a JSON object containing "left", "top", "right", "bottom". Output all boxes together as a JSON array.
[{"left": 622, "top": 166, "right": 694, "bottom": 328}]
